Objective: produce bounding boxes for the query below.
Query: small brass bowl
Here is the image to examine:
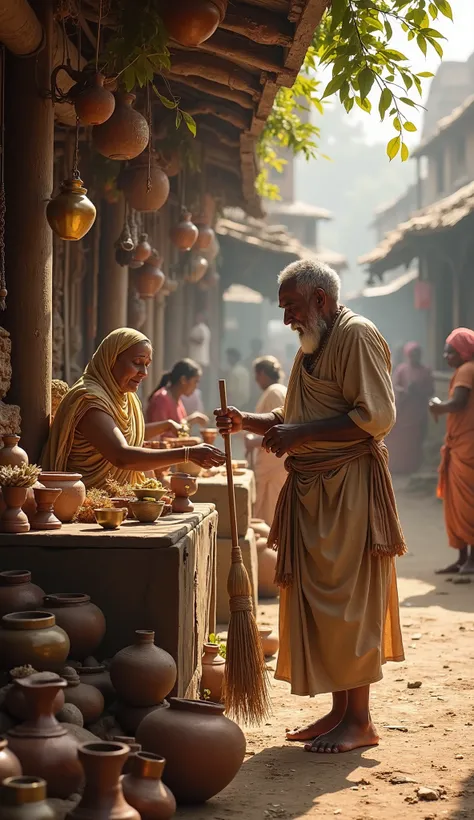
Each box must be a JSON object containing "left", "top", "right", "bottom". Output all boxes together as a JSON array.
[
  {"left": 94, "top": 507, "right": 126, "bottom": 530},
  {"left": 133, "top": 487, "right": 168, "bottom": 502},
  {"left": 130, "top": 500, "right": 165, "bottom": 523}
]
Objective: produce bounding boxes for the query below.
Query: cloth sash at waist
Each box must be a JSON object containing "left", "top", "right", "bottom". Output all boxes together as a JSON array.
[{"left": 268, "top": 438, "right": 407, "bottom": 587}]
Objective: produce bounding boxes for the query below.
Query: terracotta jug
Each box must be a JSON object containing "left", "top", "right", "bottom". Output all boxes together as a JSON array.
[
  {"left": 31, "top": 488, "right": 62, "bottom": 530},
  {"left": 195, "top": 223, "right": 214, "bottom": 252},
  {"left": 110, "top": 631, "right": 176, "bottom": 707},
  {"left": 0, "top": 487, "right": 30, "bottom": 533},
  {"left": 62, "top": 667, "right": 105, "bottom": 726},
  {"left": 200, "top": 643, "right": 225, "bottom": 703},
  {"left": 0, "top": 776, "right": 56, "bottom": 820},
  {"left": 120, "top": 152, "right": 170, "bottom": 212},
  {"left": 122, "top": 753, "right": 176, "bottom": 820},
  {"left": 116, "top": 700, "right": 168, "bottom": 737},
  {"left": 160, "top": 0, "right": 228, "bottom": 47},
  {"left": 0, "top": 436, "right": 28, "bottom": 467},
  {"left": 66, "top": 741, "right": 140, "bottom": 820},
  {"left": 170, "top": 209, "right": 198, "bottom": 251},
  {"left": 258, "top": 628, "right": 279, "bottom": 658},
  {"left": 7, "top": 673, "right": 83, "bottom": 799},
  {"left": 133, "top": 233, "right": 152, "bottom": 263},
  {"left": 78, "top": 664, "right": 115, "bottom": 706},
  {"left": 74, "top": 71, "right": 116, "bottom": 126},
  {"left": 39, "top": 472, "right": 86, "bottom": 523},
  {"left": 0, "top": 570, "right": 44, "bottom": 618},
  {"left": 134, "top": 253, "right": 166, "bottom": 299},
  {"left": 0, "top": 611, "right": 70, "bottom": 672},
  {"left": 136, "top": 698, "right": 246, "bottom": 804},
  {"left": 0, "top": 739, "right": 22, "bottom": 781},
  {"left": 43, "top": 593, "right": 106, "bottom": 661},
  {"left": 257, "top": 539, "right": 279, "bottom": 599},
  {"left": 112, "top": 737, "right": 141, "bottom": 775},
  {"left": 92, "top": 92, "right": 150, "bottom": 161},
  {"left": 185, "top": 255, "right": 208, "bottom": 284}
]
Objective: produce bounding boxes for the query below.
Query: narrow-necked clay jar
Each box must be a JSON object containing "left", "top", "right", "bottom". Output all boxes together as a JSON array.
[
  {"left": 0, "top": 436, "right": 28, "bottom": 468},
  {"left": 78, "top": 664, "right": 115, "bottom": 705},
  {"left": 42, "top": 594, "right": 106, "bottom": 661},
  {"left": 5, "top": 677, "right": 65, "bottom": 721},
  {"left": 0, "top": 571, "right": 45, "bottom": 618},
  {"left": 38, "top": 472, "right": 86, "bottom": 523},
  {"left": 258, "top": 628, "right": 279, "bottom": 658},
  {"left": 116, "top": 700, "right": 169, "bottom": 737},
  {"left": 122, "top": 753, "right": 176, "bottom": 820},
  {"left": 112, "top": 737, "right": 141, "bottom": 774},
  {"left": 61, "top": 667, "right": 104, "bottom": 725},
  {"left": 0, "top": 611, "right": 70, "bottom": 672},
  {"left": 66, "top": 741, "right": 140, "bottom": 820},
  {"left": 0, "top": 776, "right": 56, "bottom": 820},
  {"left": 31, "top": 488, "right": 62, "bottom": 531},
  {"left": 200, "top": 643, "right": 225, "bottom": 703},
  {"left": 257, "top": 539, "right": 279, "bottom": 599},
  {"left": 110, "top": 631, "right": 177, "bottom": 707},
  {"left": 0, "top": 739, "right": 22, "bottom": 781},
  {"left": 136, "top": 698, "right": 246, "bottom": 804},
  {"left": 7, "top": 673, "right": 83, "bottom": 799},
  {"left": 0, "top": 487, "right": 30, "bottom": 533}
]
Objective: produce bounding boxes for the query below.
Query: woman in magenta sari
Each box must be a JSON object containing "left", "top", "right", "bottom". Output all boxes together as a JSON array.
[{"left": 387, "top": 342, "right": 434, "bottom": 475}]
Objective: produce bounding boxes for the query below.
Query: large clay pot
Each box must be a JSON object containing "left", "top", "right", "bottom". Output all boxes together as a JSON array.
[
  {"left": 74, "top": 72, "right": 116, "bottom": 126},
  {"left": 0, "top": 436, "right": 28, "bottom": 467},
  {"left": 31, "top": 488, "right": 62, "bottom": 531},
  {"left": 62, "top": 668, "right": 105, "bottom": 726},
  {"left": 7, "top": 673, "right": 83, "bottom": 799},
  {"left": 0, "top": 611, "right": 70, "bottom": 672},
  {"left": 116, "top": 701, "right": 168, "bottom": 737},
  {"left": 0, "top": 739, "right": 22, "bottom": 781},
  {"left": 160, "top": 0, "right": 228, "bottom": 47},
  {"left": 258, "top": 628, "right": 279, "bottom": 658},
  {"left": 120, "top": 153, "right": 170, "bottom": 212},
  {"left": 0, "top": 487, "right": 30, "bottom": 534},
  {"left": 39, "top": 472, "right": 86, "bottom": 523},
  {"left": 137, "top": 698, "right": 246, "bottom": 804},
  {"left": 110, "top": 631, "right": 176, "bottom": 707},
  {"left": 92, "top": 92, "right": 149, "bottom": 161},
  {"left": 66, "top": 741, "right": 140, "bottom": 820},
  {"left": 42, "top": 593, "right": 106, "bottom": 661},
  {"left": 134, "top": 252, "right": 165, "bottom": 299},
  {"left": 0, "top": 571, "right": 45, "bottom": 618},
  {"left": 5, "top": 679, "right": 65, "bottom": 721},
  {"left": 78, "top": 665, "right": 115, "bottom": 706},
  {"left": 122, "top": 753, "right": 176, "bottom": 820},
  {"left": 0, "top": 776, "right": 56, "bottom": 820},
  {"left": 200, "top": 644, "right": 225, "bottom": 703},
  {"left": 257, "top": 539, "right": 279, "bottom": 599},
  {"left": 170, "top": 209, "right": 198, "bottom": 252}
]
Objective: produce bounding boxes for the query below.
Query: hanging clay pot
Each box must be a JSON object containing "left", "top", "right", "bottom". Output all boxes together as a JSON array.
[
  {"left": 157, "top": 148, "right": 181, "bottom": 178},
  {"left": 134, "top": 251, "right": 165, "bottom": 299},
  {"left": 133, "top": 233, "right": 152, "bottom": 263},
  {"left": 137, "top": 698, "right": 246, "bottom": 804},
  {"left": 61, "top": 667, "right": 104, "bottom": 726},
  {"left": 160, "top": 0, "right": 228, "bottom": 47},
  {"left": 7, "top": 673, "right": 83, "bottom": 799},
  {"left": 0, "top": 487, "right": 30, "bottom": 534},
  {"left": 31, "top": 488, "right": 62, "bottom": 531},
  {"left": 78, "top": 665, "right": 115, "bottom": 706},
  {"left": 39, "top": 472, "right": 86, "bottom": 523},
  {"left": 129, "top": 289, "right": 147, "bottom": 330},
  {"left": 42, "top": 593, "right": 106, "bottom": 661},
  {"left": 257, "top": 539, "right": 279, "bottom": 599},
  {"left": 46, "top": 177, "right": 97, "bottom": 242},
  {"left": 112, "top": 737, "right": 142, "bottom": 775},
  {"left": 0, "top": 436, "right": 28, "bottom": 468},
  {"left": 116, "top": 701, "right": 168, "bottom": 737},
  {"left": 67, "top": 742, "right": 140, "bottom": 820},
  {"left": 0, "top": 776, "right": 56, "bottom": 820},
  {"left": 0, "top": 612, "right": 70, "bottom": 672},
  {"left": 195, "top": 223, "right": 215, "bottom": 252},
  {"left": 122, "top": 753, "right": 176, "bottom": 820},
  {"left": 73, "top": 72, "right": 116, "bottom": 126},
  {"left": 258, "top": 628, "right": 279, "bottom": 658},
  {"left": 0, "top": 739, "right": 22, "bottom": 781},
  {"left": 0, "top": 571, "right": 45, "bottom": 619},
  {"left": 5, "top": 678, "right": 65, "bottom": 722},
  {"left": 200, "top": 643, "right": 225, "bottom": 703},
  {"left": 185, "top": 255, "right": 208, "bottom": 284},
  {"left": 170, "top": 209, "right": 198, "bottom": 252},
  {"left": 92, "top": 92, "right": 149, "bottom": 161},
  {"left": 110, "top": 630, "right": 177, "bottom": 707},
  {"left": 120, "top": 152, "right": 170, "bottom": 212}
]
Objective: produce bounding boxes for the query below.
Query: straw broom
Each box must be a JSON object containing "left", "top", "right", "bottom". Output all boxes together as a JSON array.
[{"left": 219, "top": 379, "right": 270, "bottom": 725}]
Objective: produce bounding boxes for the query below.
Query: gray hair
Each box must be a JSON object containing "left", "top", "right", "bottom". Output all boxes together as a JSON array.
[{"left": 278, "top": 259, "right": 341, "bottom": 303}]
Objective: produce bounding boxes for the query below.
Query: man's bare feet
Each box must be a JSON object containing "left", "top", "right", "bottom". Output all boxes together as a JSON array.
[
  {"left": 304, "top": 718, "right": 379, "bottom": 754},
  {"left": 286, "top": 712, "right": 343, "bottom": 742},
  {"left": 436, "top": 547, "right": 468, "bottom": 575},
  {"left": 458, "top": 557, "right": 474, "bottom": 575}
]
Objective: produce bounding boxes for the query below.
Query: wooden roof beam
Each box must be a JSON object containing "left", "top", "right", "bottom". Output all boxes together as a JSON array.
[
  {"left": 185, "top": 102, "right": 251, "bottom": 131},
  {"left": 284, "top": 0, "right": 329, "bottom": 73},
  {"left": 169, "top": 52, "right": 261, "bottom": 98},
  {"left": 194, "top": 30, "right": 287, "bottom": 75},
  {"left": 220, "top": 3, "right": 294, "bottom": 46},
  {"left": 199, "top": 123, "right": 240, "bottom": 149},
  {"left": 167, "top": 74, "right": 255, "bottom": 109}
]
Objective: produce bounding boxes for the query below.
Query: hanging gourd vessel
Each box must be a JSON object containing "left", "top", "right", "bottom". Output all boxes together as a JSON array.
[{"left": 92, "top": 92, "right": 149, "bottom": 161}]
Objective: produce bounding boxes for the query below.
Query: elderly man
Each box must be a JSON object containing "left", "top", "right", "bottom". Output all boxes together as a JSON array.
[{"left": 215, "top": 260, "right": 405, "bottom": 754}]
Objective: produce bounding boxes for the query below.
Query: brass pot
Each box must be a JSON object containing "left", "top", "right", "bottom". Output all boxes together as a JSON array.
[{"left": 46, "top": 177, "right": 96, "bottom": 241}]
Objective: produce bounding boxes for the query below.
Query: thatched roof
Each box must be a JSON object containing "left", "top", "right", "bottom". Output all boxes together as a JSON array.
[{"left": 412, "top": 94, "right": 474, "bottom": 158}]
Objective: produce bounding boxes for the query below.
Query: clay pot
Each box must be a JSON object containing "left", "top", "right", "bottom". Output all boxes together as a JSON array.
[
  {"left": 170, "top": 209, "right": 198, "bottom": 251},
  {"left": 46, "top": 177, "right": 97, "bottom": 241},
  {"left": 116, "top": 701, "right": 168, "bottom": 737},
  {"left": 257, "top": 539, "right": 279, "bottom": 599},
  {"left": 121, "top": 153, "right": 170, "bottom": 212},
  {"left": 0, "top": 739, "right": 22, "bottom": 781},
  {"left": 74, "top": 72, "right": 116, "bottom": 126},
  {"left": 92, "top": 92, "right": 150, "bottom": 161},
  {"left": 195, "top": 224, "right": 214, "bottom": 252},
  {"left": 78, "top": 665, "right": 115, "bottom": 706},
  {"left": 185, "top": 255, "right": 208, "bottom": 284},
  {"left": 5, "top": 680, "right": 65, "bottom": 721},
  {"left": 112, "top": 737, "right": 141, "bottom": 774},
  {"left": 0, "top": 436, "right": 28, "bottom": 467},
  {"left": 258, "top": 628, "right": 279, "bottom": 658},
  {"left": 110, "top": 630, "right": 176, "bottom": 707},
  {"left": 0, "top": 776, "right": 56, "bottom": 820},
  {"left": 200, "top": 643, "right": 225, "bottom": 703},
  {"left": 0, "top": 571, "right": 45, "bottom": 618},
  {"left": 122, "top": 753, "right": 176, "bottom": 820},
  {"left": 201, "top": 428, "right": 218, "bottom": 445},
  {"left": 39, "top": 472, "right": 86, "bottom": 523},
  {"left": 42, "top": 593, "right": 106, "bottom": 661},
  {"left": 133, "top": 233, "right": 152, "bottom": 263},
  {"left": 21, "top": 482, "right": 45, "bottom": 523},
  {"left": 0, "top": 487, "right": 30, "bottom": 533},
  {"left": 134, "top": 252, "right": 165, "bottom": 299},
  {"left": 7, "top": 673, "right": 83, "bottom": 799},
  {"left": 62, "top": 668, "right": 105, "bottom": 725},
  {"left": 0, "top": 611, "right": 70, "bottom": 672},
  {"left": 160, "top": 0, "right": 228, "bottom": 47},
  {"left": 137, "top": 698, "right": 246, "bottom": 804},
  {"left": 67, "top": 741, "right": 140, "bottom": 820},
  {"left": 170, "top": 473, "right": 197, "bottom": 514},
  {"left": 251, "top": 518, "right": 271, "bottom": 540},
  {"left": 31, "top": 488, "right": 62, "bottom": 531}
]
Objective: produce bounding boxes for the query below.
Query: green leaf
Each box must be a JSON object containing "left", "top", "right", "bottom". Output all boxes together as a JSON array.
[
  {"left": 416, "top": 34, "right": 427, "bottom": 55},
  {"left": 154, "top": 89, "right": 178, "bottom": 109},
  {"left": 387, "top": 136, "right": 401, "bottom": 160},
  {"left": 358, "top": 67, "right": 374, "bottom": 100},
  {"left": 384, "top": 19, "right": 393, "bottom": 39},
  {"left": 322, "top": 73, "right": 346, "bottom": 98},
  {"left": 401, "top": 142, "right": 409, "bottom": 162},
  {"left": 417, "top": 71, "right": 434, "bottom": 77},
  {"left": 182, "top": 111, "right": 197, "bottom": 137},
  {"left": 378, "top": 87, "right": 393, "bottom": 120},
  {"left": 434, "top": 0, "right": 453, "bottom": 19},
  {"left": 393, "top": 117, "right": 401, "bottom": 131},
  {"left": 403, "top": 121, "right": 417, "bottom": 132},
  {"left": 329, "top": 0, "right": 347, "bottom": 30},
  {"left": 175, "top": 110, "right": 182, "bottom": 130}
]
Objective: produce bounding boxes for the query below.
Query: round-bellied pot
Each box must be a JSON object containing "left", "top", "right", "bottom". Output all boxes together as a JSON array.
[
  {"left": 42, "top": 593, "right": 106, "bottom": 661},
  {"left": 61, "top": 667, "right": 105, "bottom": 726},
  {"left": 112, "top": 737, "right": 141, "bottom": 775},
  {"left": 122, "top": 753, "right": 176, "bottom": 820},
  {"left": 31, "top": 488, "right": 62, "bottom": 531},
  {"left": 110, "top": 631, "right": 176, "bottom": 707},
  {"left": 0, "top": 571, "right": 45, "bottom": 619},
  {"left": 160, "top": 0, "right": 228, "bottom": 47},
  {"left": 195, "top": 224, "right": 214, "bottom": 252},
  {"left": 0, "top": 611, "right": 70, "bottom": 672},
  {"left": 200, "top": 643, "right": 225, "bottom": 703},
  {"left": 74, "top": 71, "right": 116, "bottom": 126},
  {"left": 0, "top": 436, "right": 28, "bottom": 468},
  {"left": 7, "top": 673, "right": 83, "bottom": 799},
  {"left": 136, "top": 698, "right": 246, "bottom": 804},
  {"left": 120, "top": 152, "right": 170, "bottom": 212},
  {"left": 170, "top": 209, "right": 198, "bottom": 252},
  {"left": 78, "top": 664, "right": 115, "bottom": 705},
  {"left": 92, "top": 92, "right": 149, "bottom": 161},
  {"left": 66, "top": 741, "right": 140, "bottom": 820},
  {"left": 257, "top": 539, "right": 279, "bottom": 599},
  {"left": 38, "top": 472, "right": 85, "bottom": 523},
  {"left": 0, "top": 739, "right": 22, "bottom": 781},
  {"left": 258, "top": 628, "right": 279, "bottom": 658},
  {"left": 116, "top": 700, "right": 168, "bottom": 737},
  {"left": 0, "top": 776, "right": 56, "bottom": 820},
  {"left": 0, "top": 487, "right": 30, "bottom": 533}
]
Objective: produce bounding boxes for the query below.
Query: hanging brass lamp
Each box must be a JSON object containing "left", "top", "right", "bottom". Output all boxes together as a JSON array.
[{"left": 46, "top": 174, "right": 96, "bottom": 241}]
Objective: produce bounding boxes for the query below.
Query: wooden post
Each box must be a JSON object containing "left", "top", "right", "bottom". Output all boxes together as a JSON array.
[
  {"left": 3, "top": 0, "right": 54, "bottom": 461},
  {"left": 153, "top": 292, "right": 166, "bottom": 387},
  {"left": 97, "top": 196, "right": 128, "bottom": 339}
]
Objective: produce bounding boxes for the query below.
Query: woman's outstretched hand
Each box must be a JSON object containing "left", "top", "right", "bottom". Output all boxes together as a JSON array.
[
  {"left": 214, "top": 405, "right": 244, "bottom": 435},
  {"left": 190, "top": 444, "right": 226, "bottom": 469}
]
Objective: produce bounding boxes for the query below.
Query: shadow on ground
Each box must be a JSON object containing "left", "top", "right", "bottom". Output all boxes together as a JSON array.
[{"left": 449, "top": 769, "right": 474, "bottom": 818}]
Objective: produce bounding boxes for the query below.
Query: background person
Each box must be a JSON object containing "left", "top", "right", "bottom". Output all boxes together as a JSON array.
[{"left": 146, "top": 358, "right": 209, "bottom": 431}]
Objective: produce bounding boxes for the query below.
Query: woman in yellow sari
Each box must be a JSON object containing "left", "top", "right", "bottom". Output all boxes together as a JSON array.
[{"left": 42, "top": 328, "right": 225, "bottom": 489}]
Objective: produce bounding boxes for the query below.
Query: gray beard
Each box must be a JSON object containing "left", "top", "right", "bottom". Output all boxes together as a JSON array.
[{"left": 292, "top": 314, "right": 328, "bottom": 354}]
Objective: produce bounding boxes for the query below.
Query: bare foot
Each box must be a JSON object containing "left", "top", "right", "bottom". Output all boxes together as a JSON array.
[
  {"left": 435, "top": 561, "right": 462, "bottom": 574},
  {"left": 459, "top": 558, "right": 474, "bottom": 575},
  {"left": 286, "top": 711, "right": 343, "bottom": 742},
  {"left": 304, "top": 718, "right": 379, "bottom": 754}
]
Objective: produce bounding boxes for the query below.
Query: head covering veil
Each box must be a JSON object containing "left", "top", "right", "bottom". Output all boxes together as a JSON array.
[{"left": 446, "top": 328, "right": 474, "bottom": 364}]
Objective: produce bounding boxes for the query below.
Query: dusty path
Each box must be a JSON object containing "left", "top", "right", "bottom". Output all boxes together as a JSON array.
[{"left": 178, "top": 487, "right": 474, "bottom": 820}]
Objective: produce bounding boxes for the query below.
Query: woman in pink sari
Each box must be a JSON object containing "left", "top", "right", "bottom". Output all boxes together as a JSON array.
[{"left": 387, "top": 342, "right": 434, "bottom": 475}]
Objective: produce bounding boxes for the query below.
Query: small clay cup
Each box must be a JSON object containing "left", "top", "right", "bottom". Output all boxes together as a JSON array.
[{"left": 31, "top": 488, "right": 62, "bottom": 531}]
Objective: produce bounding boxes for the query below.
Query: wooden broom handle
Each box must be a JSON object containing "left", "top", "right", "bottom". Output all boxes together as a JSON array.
[{"left": 219, "top": 379, "right": 239, "bottom": 547}]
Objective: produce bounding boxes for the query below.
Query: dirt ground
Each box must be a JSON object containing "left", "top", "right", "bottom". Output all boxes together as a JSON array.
[{"left": 178, "top": 484, "right": 474, "bottom": 820}]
